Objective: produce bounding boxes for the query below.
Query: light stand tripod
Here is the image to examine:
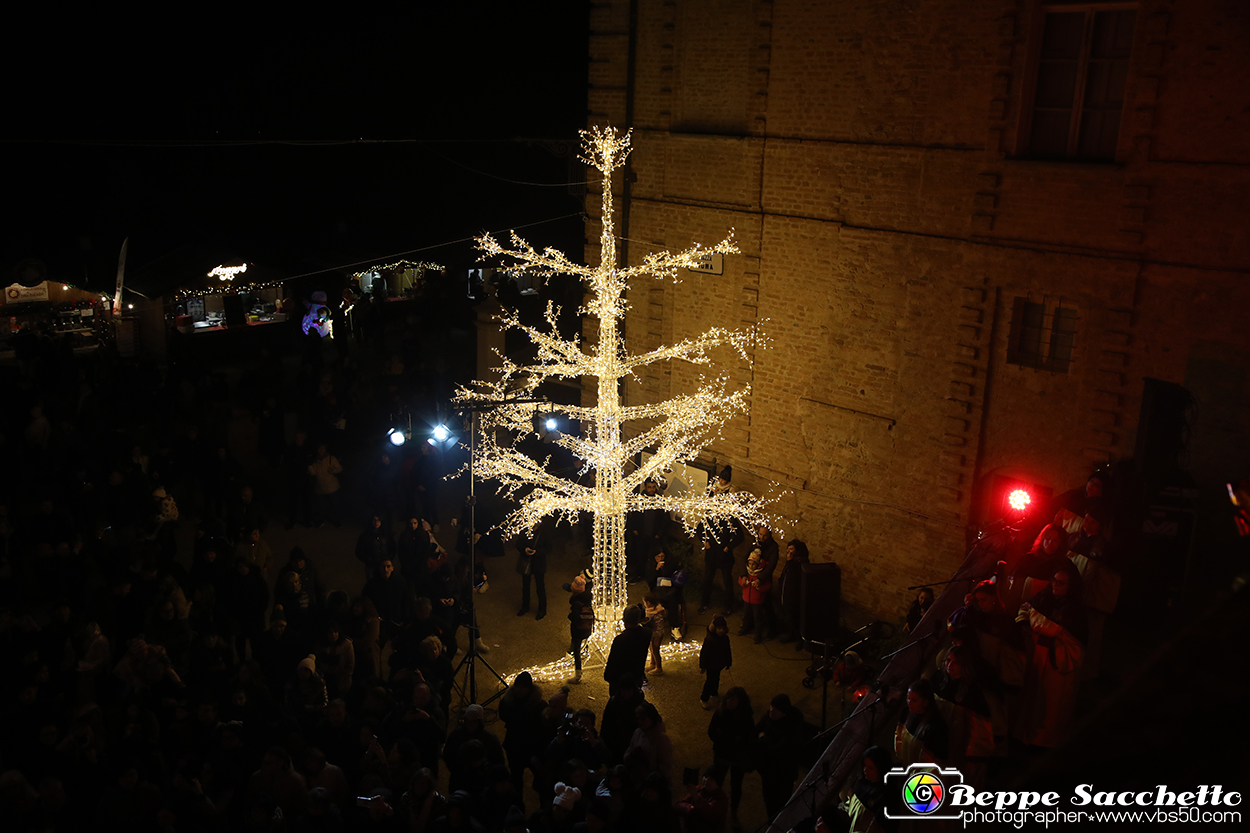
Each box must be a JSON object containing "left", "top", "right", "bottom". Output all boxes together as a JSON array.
[{"left": 450, "top": 397, "right": 547, "bottom": 712}]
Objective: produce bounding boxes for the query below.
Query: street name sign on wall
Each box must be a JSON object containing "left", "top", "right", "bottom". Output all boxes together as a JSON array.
[{"left": 687, "top": 252, "right": 724, "bottom": 275}]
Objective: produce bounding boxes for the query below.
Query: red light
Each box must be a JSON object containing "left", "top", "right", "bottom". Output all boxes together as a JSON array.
[{"left": 1007, "top": 489, "right": 1031, "bottom": 512}]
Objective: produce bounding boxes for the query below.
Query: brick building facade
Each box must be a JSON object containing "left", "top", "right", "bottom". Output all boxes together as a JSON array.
[{"left": 582, "top": 0, "right": 1250, "bottom": 617}]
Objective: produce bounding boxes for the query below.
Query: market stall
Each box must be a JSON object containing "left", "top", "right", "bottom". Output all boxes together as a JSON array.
[
  {"left": 166, "top": 262, "right": 290, "bottom": 334},
  {"left": 1, "top": 279, "right": 113, "bottom": 366}
]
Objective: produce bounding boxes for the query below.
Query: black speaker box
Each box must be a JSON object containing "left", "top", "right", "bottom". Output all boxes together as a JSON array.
[{"left": 800, "top": 562, "right": 841, "bottom": 645}]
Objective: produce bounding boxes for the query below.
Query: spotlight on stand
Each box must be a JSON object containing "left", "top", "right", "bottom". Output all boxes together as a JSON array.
[
  {"left": 534, "top": 413, "right": 561, "bottom": 444},
  {"left": 432, "top": 424, "right": 450, "bottom": 443},
  {"left": 387, "top": 428, "right": 406, "bottom": 447}
]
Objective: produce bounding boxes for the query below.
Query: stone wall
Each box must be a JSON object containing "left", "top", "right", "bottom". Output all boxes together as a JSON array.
[{"left": 585, "top": 0, "right": 1250, "bottom": 617}]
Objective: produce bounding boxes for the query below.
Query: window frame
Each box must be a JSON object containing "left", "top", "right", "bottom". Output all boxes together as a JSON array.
[
  {"left": 1016, "top": 2, "right": 1140, "bottom": 161},
  {"left": 1007, "top": 295, "right": 1081, "bottom": 374}
]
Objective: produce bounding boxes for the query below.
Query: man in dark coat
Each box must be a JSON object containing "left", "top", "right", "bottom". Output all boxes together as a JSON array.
[
  {"left": 776, "top": 539, "right": 809, "bottom": 647},
  {"left": 603, "top": 604, "right": 652, "bottom": 694},
  {"left": 398, "top": 515, "right": 438, "bottom": 579},
  {"left": 516, "top": 521, "right": 550, "bottom": 619},
  {"left": 356, "top": 514, "right": 396, "bottom": 582},
  {"left": 228, "top": 556, "right": 270, "bottom": 662},
  {"left": 363, "top": 559, "right": 415, "bottom": 646},
  {"left": 698, "top": 466, "right": 743, "bottom": 615},
  {"left": 755, "top": 694, "right": 814, "bottom": 820},
  {"left": 626, "top": 478, "right": 670, "bottom": 583}
]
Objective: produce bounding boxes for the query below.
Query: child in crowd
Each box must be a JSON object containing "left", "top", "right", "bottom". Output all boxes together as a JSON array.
[
  {"left": 699, "top": 614, "right": 732, "bottom": 709},
  {"left": 644, "top": 594, "right": 667, "bottom": 676}
]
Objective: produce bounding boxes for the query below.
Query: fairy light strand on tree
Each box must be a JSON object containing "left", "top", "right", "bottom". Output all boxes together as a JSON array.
[{"left": 455, "top": 126, "right": 784, "bottom": 670}]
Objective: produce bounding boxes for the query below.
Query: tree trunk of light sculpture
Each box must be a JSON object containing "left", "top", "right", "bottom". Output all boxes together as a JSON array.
[{"left": 459, "top": 127, "right": 778, "bottom": 669}]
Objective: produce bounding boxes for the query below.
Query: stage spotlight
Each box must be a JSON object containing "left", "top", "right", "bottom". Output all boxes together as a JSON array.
[
  {"left": 432, "top": 424, "right": 450, "bottom": 443},
  {"left": 387, "top": 428, "right": 406, "bottom": 447},
  {"left": 1007, "top": 489, "right": 1031, "bottom": 512},
  {"left": 534, "top": 413, "right": 561, "bottom": 443}
]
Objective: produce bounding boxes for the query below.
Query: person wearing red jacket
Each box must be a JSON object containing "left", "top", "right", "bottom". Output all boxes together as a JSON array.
[{"left": 737, "top": 551, "right": 772, "bottom": 643}]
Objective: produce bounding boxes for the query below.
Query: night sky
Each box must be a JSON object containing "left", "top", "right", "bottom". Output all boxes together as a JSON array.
[{"left": 1, "top": 4, "right": 590, "bottom": 293}]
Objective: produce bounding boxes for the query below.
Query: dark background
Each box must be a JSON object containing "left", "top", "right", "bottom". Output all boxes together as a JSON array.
[{"left": 0, "top": 4, "right": 591, "bottom": 293}]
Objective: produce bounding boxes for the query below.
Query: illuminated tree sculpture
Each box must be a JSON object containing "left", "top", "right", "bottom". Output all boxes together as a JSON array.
[{"left": 458, "top": 126, "right": 779, "bottom": 661}]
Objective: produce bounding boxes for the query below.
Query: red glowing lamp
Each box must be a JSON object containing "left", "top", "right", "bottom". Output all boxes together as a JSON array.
[{"left": 1007, "top": 489, "right": 1032, "bottom": 512}]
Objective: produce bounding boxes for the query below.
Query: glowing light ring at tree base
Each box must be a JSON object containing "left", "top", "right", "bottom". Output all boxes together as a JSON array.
[
  {"left": 455, "top": 126, "right": 787, "bottom": 682},
  {"left": 1008, "top": 489, "right": 1031, "bottom": 512}
]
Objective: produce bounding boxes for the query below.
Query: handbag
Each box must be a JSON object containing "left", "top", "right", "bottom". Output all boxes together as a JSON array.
[{"left": 516, "top": 554, "right": 533, "bottom": 576}]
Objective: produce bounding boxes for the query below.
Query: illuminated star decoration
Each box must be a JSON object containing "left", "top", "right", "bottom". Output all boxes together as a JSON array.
[{"left": 456, "top": 126, "right": 783, "bottom": 679}]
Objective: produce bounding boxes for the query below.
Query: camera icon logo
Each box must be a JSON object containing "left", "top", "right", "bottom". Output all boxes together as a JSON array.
[{"left": 883, "top": 763, "right": 966, "bottom": 821}]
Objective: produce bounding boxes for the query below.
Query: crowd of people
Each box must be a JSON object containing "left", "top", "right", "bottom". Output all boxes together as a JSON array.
[
  {"left": 839, "top": 471, "right": 1124, "bottom": 832},
  {"left": 0, "top": 322, "right": 843, "bottom": 833},
  {"left": 0, "top": 292, "right": 1131, "bottom": 833}
]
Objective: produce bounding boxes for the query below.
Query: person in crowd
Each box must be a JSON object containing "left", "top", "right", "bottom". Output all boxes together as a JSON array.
[
  {"left": 1014, "top": 565, "right": 1087, "bottom": 749},
  {"left": 647, "top": 544, "right": 688, "bottom": 640},
  {"left": 398, "top": 514, "right": 440, "bottom": 579},
  {"left": 228, "top": 484, "right": 266, "bottom": 542},
  {"left": 357, "top": 513, "right": 398, "bottom": 582},
  {"left": 776, "top": 539, "right": 809, "bottom": 647},
  {"left": 604, "top": 604, "right": 651, "bottom": 694},
  {"left": 1011, "top": 523, "right": 1072, "bottom": 605},
  {"left": 676, "top": 762, "right": 730, "bottom": 833},
  {"left": 284, "top": 430, "right": 316, "bottom": 529},
  {"left": 367, "top": 449, "right": 402, "bottom": 531},
  {"left": 626, "top": 478, "right": 670, "bottom": 584},
  {"left": 1064, "top": 509, "right": 1119, "bottom": 681},
  {"left": 643, "top": 594, "right": 667, "bottom": 676},
  {"left": 698, "top": 467, "right": 742, "bottom": 616},
  {"left": 599, "top": 675, "right": 645, "bottom": 764},
  {"left": 499, "top": 671, "right": 546, "bottom": 804},
  {"left": 287, "top": 655, "right": 329, "bottom": 726},
  {"left": 227, "top": 556, "right": 270, "bottom": 663},
  {"left": 894, "top": 677, "right": 949, "bottom": 767},
  {"left": 308, "top": 443, "right": 344, "bottom": 528},
  {"left": 753, "top": 526, "right": 781, "bottom": 640},
  {"left": 565, "top": 571, "right": 594, "bottom": 685},
  {"left": 1052, "top": 470, "right": 1109, "bottom": 535},
  {"left": 364, "top": 558, "right": 415, "bottom": 648},
  {"left": 931, "top": 644, "right": 994, "bottom": 785},
  {"left": 707, "top": 686, "right": 754, "bottom": 822},
  {"left": 234, "top": 525, "right": 274, "bottom": 576},
  {"left": 736, "top": 550, "right": 772, "bottom": 644},
  {"left": 516, "top": 521, "right": 550, "bottom": 620},
  {"left": 316, "top": 620, "right": 355, "bottom": 700},
  {"left": 756, "top": 694, "right": 812, "bottom": 820},
  {"left": 283, "top": 546, "right": 327, "bottom": 609},
  {"left": 277, "top": 574, "right": 315, "bottom": 643},
  {"left": 626, "top": 701, "right": 673, "bottom": 786},
  {"left": 840, "top": 746, "right": 897, "bottom": 833},
  {"left": 443, "top": 704, "right": 505, "bottom": 795},
  {"left": 903, "top": 586, "right": 934, "bottom": 634},
  {"left": 699, "top": 614, "right": 732, "bottom": 709}
]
